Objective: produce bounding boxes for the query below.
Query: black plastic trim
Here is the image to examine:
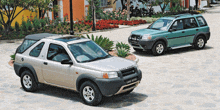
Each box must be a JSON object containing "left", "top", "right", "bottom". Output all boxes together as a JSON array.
[
  {"left": 13, "top": 62, "right": 39, "bottom": 83},
  {"left": 167, "top": 34, "right": 195, "bottom": 39},
  {"left": 76, "top": 70, "right": 142, "bottom": 96}
]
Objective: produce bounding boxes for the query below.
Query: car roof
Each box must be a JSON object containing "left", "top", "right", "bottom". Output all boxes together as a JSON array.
[
  {"left": 24, "top": 33, "right": 58, "bottom": 40},
  {"left": 24, "top": 33, "right": 88, "bottom": 44},
  {"left": 160, "top": 13, "right": 202, "bottom": 20}
]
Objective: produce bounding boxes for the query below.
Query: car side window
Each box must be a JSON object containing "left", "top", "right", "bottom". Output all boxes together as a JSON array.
[
  {"left": 17, "top": 39, "right": 37, "bottom": 53},
  {"left": 29, "top": 42, "right": 45, "bottom": 57},
  {"left": 196, "top": 16, "right": 207, "bottom": 27},
  {"left": 184, "top": 18, "right": 198, "bottom": 29},
  {"left": 171, "top": 20, "right": 183, "bottom": 30},
  {"left": 47, "top": 44, "right": 70, "bottom": 62}
]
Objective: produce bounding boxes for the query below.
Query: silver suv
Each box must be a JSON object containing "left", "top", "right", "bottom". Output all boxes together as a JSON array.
[{"left": 14, "top": 33, "right": 142, "bottom": 105}]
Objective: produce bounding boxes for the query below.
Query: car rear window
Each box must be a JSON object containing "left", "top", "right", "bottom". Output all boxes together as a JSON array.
[
  {"left": 17, "top": 39, "right": 37, "bottom": 53},
  {"left": 196, "top": 16, "right": 207, "bottom": 27}
]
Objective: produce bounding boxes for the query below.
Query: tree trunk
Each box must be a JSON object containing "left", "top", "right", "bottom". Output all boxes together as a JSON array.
[
  {"left": 127, "top": 0, "right": 130, "bottom": 20},
  {"left": 3, "top": 23, "right": 11, "bottom": 34},
  {"left": 121, "top": 0, "right": 126, "bottom": 10},
  {"left": 207, "top": 0, "right": 210, "bottom": 7}
]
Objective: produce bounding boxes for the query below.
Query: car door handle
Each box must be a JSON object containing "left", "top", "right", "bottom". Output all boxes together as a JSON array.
[
  {"left": 43, "top": 62, "right": 48, "bottom": 65},
  {"left": 182, "top": 31, "right": 185, "bottom": 33},
  {"left": 196, "top": 29, "right": 199, "bottom": 31}
]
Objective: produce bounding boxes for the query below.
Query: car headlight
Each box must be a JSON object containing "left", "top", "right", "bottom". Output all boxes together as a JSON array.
[
  {"left": 102, "top": 72, "right": 118, "bottom": 79},
  {"left": 142, "top": 34, "right": 152, "bottom": 40}
]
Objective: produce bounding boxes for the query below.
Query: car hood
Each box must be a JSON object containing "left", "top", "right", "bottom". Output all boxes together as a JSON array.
[
  {"left": 131, "top": 29, "right": 166, "bottom": 36},
  {"left": 77, "top": 56, "right": 136, "bottom": 72}
]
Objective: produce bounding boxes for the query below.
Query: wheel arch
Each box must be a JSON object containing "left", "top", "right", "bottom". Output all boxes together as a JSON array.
[
  {"left": 153, "top": 37, "right": 168, "bottom": 49},
  {"left": 193, "top": 32, "right": 207, "bottom": 44},
  {"left": 76, "top": 74, "right": 99, "bottom": 92},
  {"left": 18, "top": 63, "right": 39, "bottom": 83}
]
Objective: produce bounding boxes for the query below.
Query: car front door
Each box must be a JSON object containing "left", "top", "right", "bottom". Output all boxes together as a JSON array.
[
  {"left": 183, "top": 18, "right": 199, "bottom": 44},
  {"left": 167, "top": 19, "right": 186, "bottom": 47},
  {"left": 42, "top": 43, "right": 76, "bottom": 88}
]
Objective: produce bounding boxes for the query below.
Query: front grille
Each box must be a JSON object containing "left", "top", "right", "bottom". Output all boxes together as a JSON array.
[
  {"left": 124, "top": 77, "right": 138, "bottom": 84},
  {"left": 121, "top": 67, "right": 136, "bottom": 77}
]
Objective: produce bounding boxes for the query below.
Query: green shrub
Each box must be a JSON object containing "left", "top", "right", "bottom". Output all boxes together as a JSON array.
[
  {"left": 10, "top": 54, "right": 15, "bottom": 60},
  {"left": 40, "top": 19, "right": 46, "bottom": 28},
  {"left": 21, "top": 21, "right": 28, "bottom": 32},
  {"left": 44, "top": 17, "right": 50, "bottom": 25},
  {"left": 84, "top": 34, "right": 114, "bottom": 51},
  {"left": 117, "top": 47, "right": 129, "bottom": 58},
  {"left": 58, "top": 23, "right": 61, "bottom": 29},
  {"left": 0, "top": 25, "right": 3, "bottom": 31},
  {"left": 33, "top": 17, "right": 41, "bottom": 31},
  {"left": 116, "top": 42, "right": 130, "bottom": 51},
  {"left": 66, "top": 30, "right": 69, "bottom": 34},
  {"left": 42, "top": 27, "right": 45, "bottom": 32},
  {"left": 19, "top": 32, "right": 24, "bottom": 39},
  {"left": 49, "top": 27, "right": 53, "bottom": 32},
  {"left": 79, "top": 28, "right": 82, "bottom": 33},
  {"left": 15, "top": 21, "right": 20, "bottom": 32},
  {"left": 61, "top": 30, "right": 64, "bottom": 34},
  {"left": 26, "top": 20, "right": 33, "bottom": 31}
]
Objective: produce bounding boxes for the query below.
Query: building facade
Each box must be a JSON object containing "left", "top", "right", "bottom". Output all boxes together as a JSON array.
[{"left": 45, "top": 0, "right": 85, "bottom": 21}]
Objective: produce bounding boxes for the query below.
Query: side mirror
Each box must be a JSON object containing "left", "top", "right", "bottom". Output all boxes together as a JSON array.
[
  {"left": 61, "top": 59, "right": 73, "bottom": 65},
  {"left": 169, "top": 28, "right": 177, "bottom": 32}
]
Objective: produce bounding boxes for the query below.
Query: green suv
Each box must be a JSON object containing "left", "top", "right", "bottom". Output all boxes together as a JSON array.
[{"left": 128, "top": 14, "right": 210, "bottom": 55}]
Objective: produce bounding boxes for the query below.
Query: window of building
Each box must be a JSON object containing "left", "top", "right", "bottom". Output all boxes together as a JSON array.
[{"left": 100, "top": 0, "right": 108, "bottom": 7}]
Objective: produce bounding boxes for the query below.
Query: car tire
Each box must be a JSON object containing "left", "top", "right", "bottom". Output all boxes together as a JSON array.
[
  {"left": 80, "top": 81, "right": 102, "bottom": 106},
  {"left": 152, "top": 41, "right": 165, "bottom": 56},
  {"left": 133, "top": 48, "right": 143, "bottom": 52},
  {"left": 21, "top": 70, "right": 38, "bottom": 92},
  {"left": 194, "top": 36, "right": 206, "bottom": 49}
]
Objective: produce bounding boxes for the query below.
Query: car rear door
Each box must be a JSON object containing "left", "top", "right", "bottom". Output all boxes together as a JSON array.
[{"left": 183, "top": 18, "right": 200, "bottom": 44}]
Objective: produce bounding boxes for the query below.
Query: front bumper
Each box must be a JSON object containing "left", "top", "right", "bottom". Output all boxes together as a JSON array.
[
  {"left": 95, "top": 69, "right": 142, "bottom": 96},
  {"left": 128, "top": 38, "right": 156, "bottom": 50}
]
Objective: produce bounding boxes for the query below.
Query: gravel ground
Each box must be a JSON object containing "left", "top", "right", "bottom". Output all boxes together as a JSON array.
[{"left": 0, "top": 7, "right": 220, "bottom": 110}]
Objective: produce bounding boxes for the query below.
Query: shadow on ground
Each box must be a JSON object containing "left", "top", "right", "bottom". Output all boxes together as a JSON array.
[
  {"left": 98, "top": 92, "right": 148, "bottom": 108},
  {"left": 133, "top": 46, "right": 213, "bottom": 57},
  {"left": 20, "top": 84, "right": 148, "bottom": 108}
]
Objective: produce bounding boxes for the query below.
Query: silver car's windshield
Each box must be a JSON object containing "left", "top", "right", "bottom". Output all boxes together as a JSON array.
[
  {"left": 148, "top": 19, "right": 172, "bottom": 31},
  {"left": 68, "top": 41, "right": 109, "bottom": 63}
]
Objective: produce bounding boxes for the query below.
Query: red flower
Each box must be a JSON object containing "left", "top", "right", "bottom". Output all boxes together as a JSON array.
[
  {"left": 31, "top": 16, "right": 33, "bottom": 17},
  {"left": 56, "top": 16, "right": 58, "bottom": 18},
  {"left": 22, "top": 15, "right": 24, "bottom": 17},
  {"left": 27, "top": 16, "right": 29, "bottom": 18}
]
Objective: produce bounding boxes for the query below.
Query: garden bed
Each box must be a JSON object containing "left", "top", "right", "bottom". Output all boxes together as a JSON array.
[{"left": 108, "top": 50, "right": 136, "bottom": 61}]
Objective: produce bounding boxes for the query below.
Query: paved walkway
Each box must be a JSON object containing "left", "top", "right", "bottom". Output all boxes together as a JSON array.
[{"left": 1, "top": 8, "right": 220, "bottom": 109}]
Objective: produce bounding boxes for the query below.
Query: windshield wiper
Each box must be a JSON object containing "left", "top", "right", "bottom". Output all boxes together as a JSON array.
[{"left": 151, "top": 28, "right": 159, "bottom": 30}]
